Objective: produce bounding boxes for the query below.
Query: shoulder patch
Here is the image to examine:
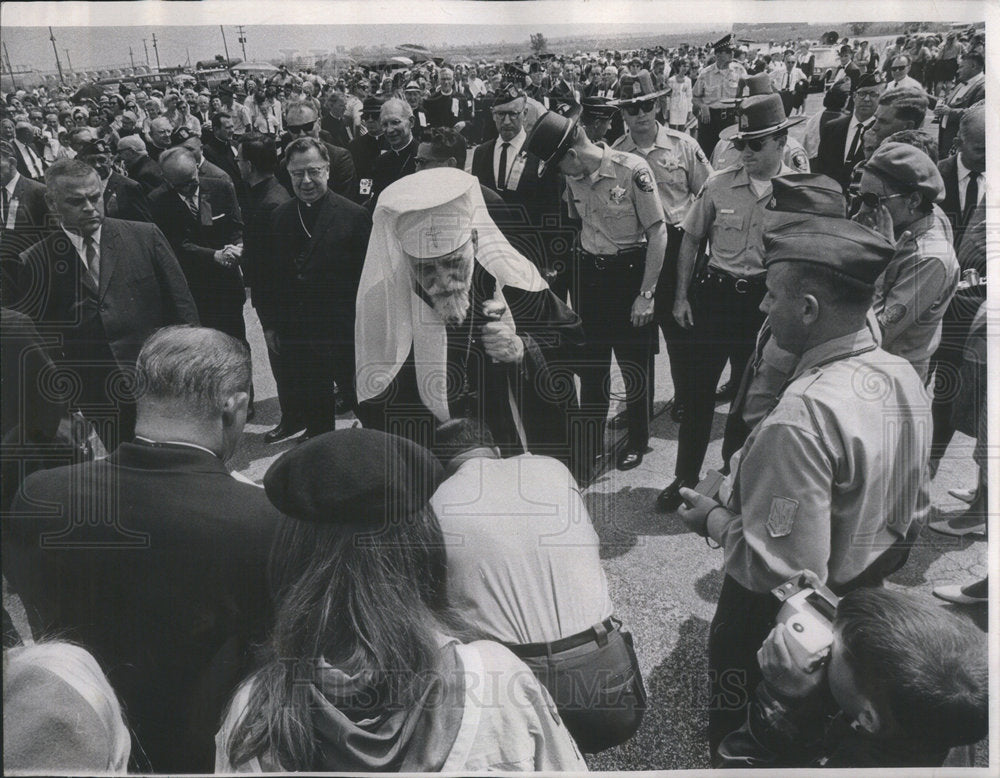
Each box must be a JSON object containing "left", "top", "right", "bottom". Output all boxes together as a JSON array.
[
  {"left": 634, "top": 167, "right": 655, "bottom": 193},
  {"left": 879, "top": 304, "right": 907, "bottom": 326},
  {"left": 696, "top": 146, "right": 709, "bottom": 165},
  {"left": 790, "top": 148, "right": 809, "bottom": 172},
  {"left": 766, "top": 497, "right": 799, "bottom": 538}
]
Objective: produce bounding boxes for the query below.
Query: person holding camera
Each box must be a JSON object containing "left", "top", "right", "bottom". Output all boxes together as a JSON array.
[
  {"left": 676, "top": 210, "right": 933, "bottom": 755},
  {"left": 717, "top": 587, "right": 988, "bottom": 767}
]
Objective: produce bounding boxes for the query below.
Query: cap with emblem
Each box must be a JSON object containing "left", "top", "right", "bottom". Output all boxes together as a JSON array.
[
  {"left": 713, "top": 33, "right": 735, "bottom": 53},
  {"left": 855, "top": 72, "right": 884, "bottom": 90},
  {"left": 77, "top": 138, "right": 111, "bottom": 157},
  {"left": 169, "top": 125, "right": 197, "bottom": 146},
  {"left": 864, "top": 141, "right": 945, "bottom": 203},
  {"left": 263, "top": 428, "right": 443, "bottom": 526},
  {"left": 764, "top": 173, "right": 847, "bottom": 229},
  {"left": 523, "top": 102, "right": 582, "bottom": 175},
  {"left": 763, "top": 217, "right": 895, "bottom": 285},
  {"left": 361, "top": 96, "right": 384, "bottom": 117},
  {"left": 719, "top": 93, "right": 804, "bottom": 141}
]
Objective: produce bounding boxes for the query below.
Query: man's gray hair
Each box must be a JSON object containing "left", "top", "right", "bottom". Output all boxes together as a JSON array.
[
  {"left": 44, "top": 158, "right": 99, "bottom": 191},
  {"left": 117, "top": 135, "right": 148, "bottom": 156},
  {"left": 159, "top": 146, "right": 197, "bottom": 170},
  {"left": 959, "top": 100, "right": 985, "bottom": 138},
  {"left": 380, "top": 97, "right": 413, "bottom": 121},
  {"left": 136, "top": 326, "right": 251, "bottom": 415}
]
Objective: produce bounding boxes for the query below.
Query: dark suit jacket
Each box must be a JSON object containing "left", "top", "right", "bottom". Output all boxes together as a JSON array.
[
  {"left": 3, "top": 174, "right": 51, "bottom": 264},
  {"left": 276, "top": 137, "right": 358, "bottom": 202},
  {"left": 258, "top": 188, "right": 371, "bottom": 335},
  {"left": 148, "top": 176, "right": 244, "bottom": 308},
  {"left": 6, "top": 218, "right": 199, "bottom": 368},
  {"left": 3, "top": 441, "right": 281, "bottom": 772},
  {"left": 125, "top": 154, "right": 165, "bottom": 195},
  {"left": 103, "top": 171, "right": 153, "bottom": 223},
  {"left": 470, "top": 138, "right": 570, "bottom": 281},
  {"left": 202, "top": 135, "right": 248, "bottom": 204},
  {"left": 937, "top": 154, "right": 968, "bottom": 250},
  {"left": 242, "top": 175, "right": 291, "bottom": 316},
  {"left": 422, "top": 90, "right": 472, "bottom": 127},
  {"left": 938, "top": 76, "right": 986, "bottom": 158},
  {"left": 12, "top": 139, "right": 45, "bottom": 181},
  {"left": 814, "top": 112, "right": 865, "bottom": 190}
]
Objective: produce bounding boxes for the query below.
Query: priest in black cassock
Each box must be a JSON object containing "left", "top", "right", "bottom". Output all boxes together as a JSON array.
[{"left": 355, "top": 167, "right": 584, "bottom": 470}]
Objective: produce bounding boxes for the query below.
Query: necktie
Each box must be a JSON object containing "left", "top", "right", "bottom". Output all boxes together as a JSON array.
[
  {"left": 27, "top": 147, "right": 43, "bottom": 179},
  {"left": 1, "top": 187, "right": 9, "bottom": 228},
  {"left": 784, "top": 72, "right": 789, "bottom": 90},
  {"left": 962, "top": 171, "right": 979, "bottom": 226},
  {"left": 84, "top": 235, "right": 100, "bottom": 288},
  {"left": 497, "top": 142, "right": 510, "bottom": 190},
  {"left": 846, "top": 121, "right": 864, "bottom": 163},
  {"left": 185, "top": 195, "right": 199, "bottom": 218}
]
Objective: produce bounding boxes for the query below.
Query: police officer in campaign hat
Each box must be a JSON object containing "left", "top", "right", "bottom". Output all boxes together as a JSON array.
[
  {"left": 676, "top": 200, "right": 931, "bottom": 758},
  {"left": 692, "top": 34, "right": 748, "bottom": 157},
  {"left": 612, "top": 71, "right": 713, "bottom": 427},
  {"left": 526, "top": 103, "right": 667, "bottom": 477},
  {"left": 658, "top": 93, "right": 799, "bottom": 511},
  {"left": 579, "top": 96, "right": 619, "bottom": 143}
]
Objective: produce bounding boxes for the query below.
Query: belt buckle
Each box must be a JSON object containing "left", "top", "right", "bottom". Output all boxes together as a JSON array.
[
  {"left": 734, "top": 277, "right": 750, "bottom": 294},
  {"left": 593, "top": 255, "right": 609, "bottom": 271}
]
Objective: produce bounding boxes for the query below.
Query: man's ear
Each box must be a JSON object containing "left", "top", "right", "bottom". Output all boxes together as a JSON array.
[
  {"left": 852, "top": 698, "right": 882, "bottom": 735},
  {"left": 802, "top": 293, "right": 821, "bottom": 325},
  {"left": 221, "top": 391, "right": 250, "bottom": 428}
]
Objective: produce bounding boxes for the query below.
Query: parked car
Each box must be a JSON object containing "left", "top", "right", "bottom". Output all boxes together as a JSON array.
[{"left": 807, "top": 46, "right": 841, "bottom": 92}]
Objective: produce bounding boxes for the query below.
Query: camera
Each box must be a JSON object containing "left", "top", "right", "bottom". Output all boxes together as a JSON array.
[{"left": 771, "top": 572, "right": 840, "bottom": 672}]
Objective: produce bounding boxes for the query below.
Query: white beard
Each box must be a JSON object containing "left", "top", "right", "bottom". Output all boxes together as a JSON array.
[{"left": 431, "top": 290, "right": 471, "bottom": 327}]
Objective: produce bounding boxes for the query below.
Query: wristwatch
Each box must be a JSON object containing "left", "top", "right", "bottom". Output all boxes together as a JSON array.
[{"left": 640, "top": 288, "right": 656, "bottom": 300}]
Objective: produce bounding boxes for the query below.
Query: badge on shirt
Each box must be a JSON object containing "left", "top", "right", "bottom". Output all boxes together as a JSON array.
[
  {"left": 634, "top": 169, "right": 655, "bottom": 193},
  {"left": 879, "top": 303, "right": 907, "bottom": 326},
  {"left": 609, "top": 185, "right": 627, "bottom": 204},
  {"left": 766, "top": 497, "right": 798, "bottom": 538},
  {"left": 359, "top": 178, "right": 372, "bottom": 196}
]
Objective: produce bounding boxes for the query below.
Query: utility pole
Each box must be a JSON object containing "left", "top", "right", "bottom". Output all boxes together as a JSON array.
[
  {"left": 186, "top": 48, "right": 191, "bottom": 68},
  {"left": 143, "top": 38, "right": 150, "bottom": 66},
  {"left": 151, "top": 33, "right": 161, "bottom": 70},
  {"left": 220, "top": 25, "right": 231, "bottom": 65},
  {"left": 129, "top": 47, "right": 135, "bottom": 71},
  {"left": 49, "top": 26, "right": 65, "bottom": 83},
  {"left": 64, "top": 49, "right": 73, "bottom": 72},
  {"left": 3, "top": 41, "right": 17, "bottom": 89},
  {"left": 237, "top": 25, "right": 248, "bottom": 61}
]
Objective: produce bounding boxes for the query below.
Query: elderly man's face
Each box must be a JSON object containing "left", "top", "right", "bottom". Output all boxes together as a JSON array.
[
  {"left": 380, "top": 103, "right": 413, "bottom": 148},
  {"left": 890, "top": 57, "right": 909, "bottom": 82},
  {"left": 150, "top": 119, "right": 173, "bottom": 147},
  {"left": 286, "top": 145, "right": 330, "bottom": 204},
  {"left": 410, "top": 234, "right": 476, "bottom": 326},
  {"left": 760, "top": 262, "right": 808, "bottom": 354},
  {"left": 439, "top": 70, "right": 455, "bottom": 92},
  {"left": 46, "top": 170, "right": 105, "bottom": 236},
  {"left": 492, "top": 97, "right": 526, "bottom": 142}
]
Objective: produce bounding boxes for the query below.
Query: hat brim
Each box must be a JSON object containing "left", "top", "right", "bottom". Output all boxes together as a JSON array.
[
  {"left": 719, "top": 114, "right": 805, "bottom": 141},
  {"left": 612, "top": 87, "right": 671, "bottom": 105}
]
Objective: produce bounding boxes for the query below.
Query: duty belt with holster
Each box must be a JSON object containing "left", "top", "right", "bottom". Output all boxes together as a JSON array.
[{"left": 581, "top": 247, "right": 645, "bottom": 272}]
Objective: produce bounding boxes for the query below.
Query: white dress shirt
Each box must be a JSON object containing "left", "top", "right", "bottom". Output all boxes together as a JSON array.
[
  {"left": 493, "top": 127, "right": 526, "bottom": 188},
  {"left": 61, "top": 225, "right": 102, "bottom": 283},
  {"left": 843, "top": 114, "right": 874, "bottom": 162},
  {"left": 3, "top": 171, "right": 21, "bottom": 229}
]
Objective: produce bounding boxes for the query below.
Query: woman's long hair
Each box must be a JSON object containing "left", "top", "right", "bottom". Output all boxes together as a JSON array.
[{"left": 226, "top": 504, "right": 472, "bottom": 770}]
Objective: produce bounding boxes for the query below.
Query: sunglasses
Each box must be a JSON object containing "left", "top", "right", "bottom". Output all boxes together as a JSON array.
[
  {"left": 891, "top": 66, "right": 907, "bottom": 71},
  {"left": 732, "top": 136, "right": 771, "bottom": 152},
  {"left": 855, "top": 191, "right": 907, "bottom": 209},
  {"left": 287, "top": 119, "right": 315, "bottom": 134},
  {"left": 623, "top": 99, "right": 656, "bottom": 115}
]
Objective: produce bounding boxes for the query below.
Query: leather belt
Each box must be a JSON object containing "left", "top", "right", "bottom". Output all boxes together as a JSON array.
[
  {"left": 505, "top": 617, "right": 618, "bottom": 658},
  {"left": 582, "top": 248, "right": 644, "bottom": 271},
  {"left": 699, "top": 266, "right": 766, "bottom": 295}
]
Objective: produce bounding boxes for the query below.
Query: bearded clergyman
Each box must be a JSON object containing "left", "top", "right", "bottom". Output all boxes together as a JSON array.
[{"left": 355, "top": 167, "right": 584, "bottom": 470}]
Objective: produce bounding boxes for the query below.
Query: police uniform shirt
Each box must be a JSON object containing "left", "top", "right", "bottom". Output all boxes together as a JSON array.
[
  {"left": 680, "top": 162, "right": 795, "bottom": 277},
  {"left": 711, "top": 135, "right": 810, "bottom": 175},
  {"left": 612, "top": 123, "right": 713, "bottom": 225},
  {"left": 692, "top": 61, "right": 748, "bottom": 109},
  {"left": 873, "top": 209, "right": 960, "bottom": 380},
  {"left": 719, "top": 327, "right": 932, "bottom": 592},
  {"left": 563, "top": 144, "right": 665, "bottom": 255}
]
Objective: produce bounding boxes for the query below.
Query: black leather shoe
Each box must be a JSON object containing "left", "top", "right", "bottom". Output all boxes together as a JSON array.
[
  {"left": 616, "top": 448, "right": 644, "bottom": 471},
  {"left": 656, "top": 477, "right": 694, "bottom": 512},
  {"left": 264, "top": 421, "right": 306, "bottom": 444},
  {"left": 715, "top": 380, "right": 736, "bottom": 402}
]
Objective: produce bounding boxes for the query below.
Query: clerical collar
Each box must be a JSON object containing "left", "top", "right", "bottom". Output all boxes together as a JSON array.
[{"left": 133, "top": 435, "right": 220, "bottom": 458}]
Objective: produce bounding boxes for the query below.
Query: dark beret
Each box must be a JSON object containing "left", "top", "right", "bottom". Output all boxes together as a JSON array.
[
  {"left": 864, "top": 141, "right": 944, "bottom": 203},
  {"left": 581, "top": 96, "right": 618, "bottom": 120},
  {"left": 766, "top": 173, "right": 847, "bottom": 223},
  {"left": 170, "top": 125, "right": 197, "bottom": 146},
  {"left": 263, "top": 428, "right": 444, "bottom": 526},
  {"left": 855, "top": 71, "right": 884, "bottom": 90},
  {"left": 763, "top": 218, "right": 896, "bottom": 285}
]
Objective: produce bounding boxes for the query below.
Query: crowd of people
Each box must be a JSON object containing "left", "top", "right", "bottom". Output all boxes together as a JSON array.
[{"left": 0, "top": 23, "right": 990, "bottom": 774}]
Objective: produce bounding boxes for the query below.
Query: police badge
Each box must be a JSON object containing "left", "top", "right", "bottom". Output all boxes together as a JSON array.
[
  {"left": 609, "top": 185, "right": 627, "bottom": 204},
  {"left": 766, "top": 496, "right": 799, "bottom": 538}
]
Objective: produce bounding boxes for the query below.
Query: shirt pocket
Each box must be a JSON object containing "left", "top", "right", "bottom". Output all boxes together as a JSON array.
[
  {"left": 710, "top": 210, "right": 747, "bottom": 259},
  {"left": 600, "top": 200, "right": 637, "bottom": 237}
]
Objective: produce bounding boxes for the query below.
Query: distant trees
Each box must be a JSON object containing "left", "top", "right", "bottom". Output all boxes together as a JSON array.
[
  {"left": 849, "top": 22, "right": 872, "bottom": 37},
  {"left": 530, "top": 32, "right": 548, "bottom": 55}
]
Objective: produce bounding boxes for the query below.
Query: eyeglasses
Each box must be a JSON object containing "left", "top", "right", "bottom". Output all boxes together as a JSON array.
[
  {"left": 891, "top": 66, "right": 907, "bottom": 72},
  {"left": 623, "top": 99, "right": 656, "bottom": 116},
  {"left": 288, "top": 165, "right": 328, "bottom": 182},
  {"left": 492, "top": 109, "right": 523, "bottom": 119},
  {"left": 855, "top": 191, "right": 907, "bottom": 209},
  {"left": 731, "top": 136, "right": 771, "bottom": 152},
  {"left": 287, "top": 120, "right": 316, "bottom": 134}
]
